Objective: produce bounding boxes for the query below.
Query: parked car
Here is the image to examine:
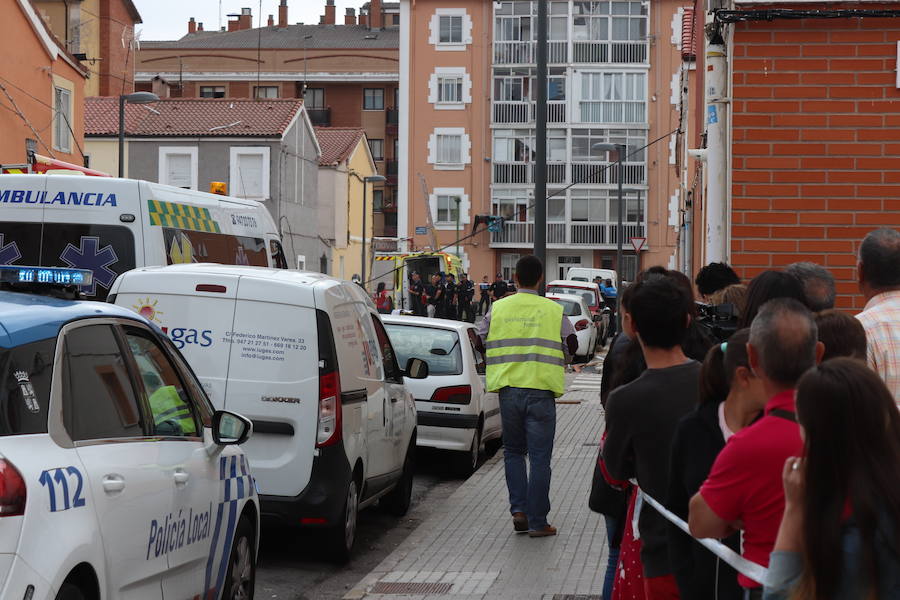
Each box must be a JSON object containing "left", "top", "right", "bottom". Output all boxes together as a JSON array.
[
  {"left": 565, "top": 267, "right": 617, "bottom": 286},
  {"left": 110, "top": 264, "right": 428, "bottom": 561},
  {"left": 545, "top": 279, "right": 610, "bottom": 348},
  {"left": 0, "top": 265, "right": 257, "bottom": 600},
  {"left": 546, "top": 293, "right": 599, "bottom": 363},
  {"left": 380, "top": 315, "right": 502, "bottom": 476}
]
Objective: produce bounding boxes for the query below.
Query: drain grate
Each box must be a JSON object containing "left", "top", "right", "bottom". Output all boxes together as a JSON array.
[{"left": 371, "top": 581, "right": 454, "bottom": 595}]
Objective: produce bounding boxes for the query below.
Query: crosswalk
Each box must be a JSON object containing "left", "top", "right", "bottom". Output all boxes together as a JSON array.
[{"left": 568, "top": 372, "right": 604, "bottom": 392}]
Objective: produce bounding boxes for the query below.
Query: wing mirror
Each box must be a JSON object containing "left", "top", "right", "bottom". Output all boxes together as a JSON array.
[
  {"left": 405, "top": 357, "right": 430, "bottom": 379},
  {"left": 212, "top": 410, "right": 253, "bottom": 445}
]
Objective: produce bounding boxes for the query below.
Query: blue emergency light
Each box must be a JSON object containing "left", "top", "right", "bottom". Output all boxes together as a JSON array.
[{"left": 0, "top": 266, "right": 93, "bottom": 287}]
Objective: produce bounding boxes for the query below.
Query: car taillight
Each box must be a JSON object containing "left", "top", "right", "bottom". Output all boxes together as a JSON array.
[
  {"left": 316, "top": 370, "right": 342, "bottom": 447},
  {"left": 0, "top": 459, "right": 26, "bottom": 517},
  {"left": 575, "top": 319, "right": 590, "bottom": 331},
  {"left": 429, "top": 385, "right": 472, "bottom": 405}
]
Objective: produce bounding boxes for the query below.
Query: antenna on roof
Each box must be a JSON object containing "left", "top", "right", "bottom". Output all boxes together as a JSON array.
[{"left": 218, "top": 0, "right": 222, "bottom": 32}]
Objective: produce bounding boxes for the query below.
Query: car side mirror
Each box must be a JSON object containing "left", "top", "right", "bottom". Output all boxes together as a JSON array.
[
  {"left": 212, "top": 410, "right": 252, "bottom": 445},
  {"left": 405, "top": 357, "right": 429, "bottom": 379}
]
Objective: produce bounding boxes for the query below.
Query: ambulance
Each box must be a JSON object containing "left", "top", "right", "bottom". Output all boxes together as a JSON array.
[
  {"left": 370, "top": 252, "right": 464, "bottom": 312},
  {"left": 0, "top": 174, "right": 288, "bottom": 301}
]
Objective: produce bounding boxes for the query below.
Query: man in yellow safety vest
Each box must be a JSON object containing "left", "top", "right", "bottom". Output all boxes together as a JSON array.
[{"left": 478, "top": 255, "right": 577, "bottom": 537}]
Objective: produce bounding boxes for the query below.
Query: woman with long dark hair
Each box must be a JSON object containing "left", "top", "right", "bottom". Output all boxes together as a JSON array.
[
  {"left": 737, "top": 270, "right": 806, "bottom": 328},
  {"left": 764, "top": 358, "right": 900, "bottom": 599},
  {"left": 667, "top": 329, "right": 766, "bottom": 599}
]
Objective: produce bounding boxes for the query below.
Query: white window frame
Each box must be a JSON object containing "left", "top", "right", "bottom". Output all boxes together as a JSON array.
[
  {"left": 576, "top": 71, "right": 648, "bottom": 124},
  {"left": 158, "top": 146, "right": 198, "bottom": 190},
  {"left": 427, "top": 128, "right": 471, "bottom": 170},
  {"left": 53, "top": 86, "right": 72, "bottom": 153},
  {"left": 229, "top": 146, "right": 271, "bottom": 200},
  {"left": 501, "top": 253, "right": 520, "bottom": 281},
  {"left": 428, "top": 67, "right": 473, "bottom": 110},
  {"left": 428, "top": 8, "right": 473, "bottom": 51},
  {"left": 429, "top": 187, "right": 470, "bottom": 229}
]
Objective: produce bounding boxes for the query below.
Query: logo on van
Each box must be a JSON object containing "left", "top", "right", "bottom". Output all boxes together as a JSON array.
[
  {"left": 132, "top": 298, "right": 163, "bottom": 323},
  {"left": 231, "top": 214, "right": 258, "bottom": 228},
  {"left": 161, "top": 327, "right": 214, "bottom": 350}
]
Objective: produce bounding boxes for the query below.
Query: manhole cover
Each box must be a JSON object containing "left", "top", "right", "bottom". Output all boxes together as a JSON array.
[{"left": 371, "top": 582, "right": 454, "bottom": 594}]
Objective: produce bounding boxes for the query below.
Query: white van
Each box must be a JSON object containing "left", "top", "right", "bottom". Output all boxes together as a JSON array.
[
  {"left": 109, "top": 264, "right": 426, "bottom": 560},
  {"left": 566, "top": 267, "right": 617, "bottom": 286},
  {"left": 0, "top": 174, "right": 289, "bottom": 301}
]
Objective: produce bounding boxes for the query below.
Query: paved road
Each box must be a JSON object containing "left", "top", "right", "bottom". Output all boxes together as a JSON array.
[{"left": 254, "top": 369, "right": 597, "bottom": 599}]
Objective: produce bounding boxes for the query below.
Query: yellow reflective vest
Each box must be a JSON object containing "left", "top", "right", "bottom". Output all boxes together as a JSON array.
[{"left": 485, "top": 292, "right": 566, "bottom": 397}]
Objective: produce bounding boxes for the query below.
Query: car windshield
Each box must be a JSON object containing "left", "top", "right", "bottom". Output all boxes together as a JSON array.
[
  {"left": 551, "top": 299, "right": 581, "bottom": 316},
  {"left": 547, "top": 286, "right": 596, "bottom": 307},
  {"left": 383, "top": 324, "right": 462, "bottom": 376},
  {"left": 0, "top": 337, "right": 56, "bottom": 436}
]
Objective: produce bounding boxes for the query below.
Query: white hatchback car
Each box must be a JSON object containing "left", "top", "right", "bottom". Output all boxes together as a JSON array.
[
  {"left": 546, "top": 293, "right": 598, "bottom": 363},
  {"left": 380, "top": 316, "right": 501, "bottom": 475}
]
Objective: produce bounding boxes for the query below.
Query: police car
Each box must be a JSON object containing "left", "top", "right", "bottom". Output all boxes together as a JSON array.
[{"left": 0, "top": 266, "right": 259, "bottom": 600}]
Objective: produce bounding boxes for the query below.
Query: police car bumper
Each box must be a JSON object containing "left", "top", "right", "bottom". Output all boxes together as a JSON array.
[
  {"left": 259, "top": 444, "right": 352, "bottom": 528},
  {"left": 0, "top": 554, "right": 53, "bottom": 600}
]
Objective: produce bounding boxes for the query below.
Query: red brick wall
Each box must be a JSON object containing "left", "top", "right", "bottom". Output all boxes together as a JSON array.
[
  {"left": 730, "top": 7, "right": 900, "bottom": 310},
  {"left": 99, "top": 0, "right": 138, "bottom": 96}
]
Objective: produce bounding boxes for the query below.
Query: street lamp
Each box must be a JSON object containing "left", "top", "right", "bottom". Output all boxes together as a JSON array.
[
  {"left": 361, "top": 174, "right": 386, "bottom": 290},
  {"left": 454, "top": 196, "right": 462, "bottom": 259},
  {"left": 592, "top": 142, "right": 626, "bottom": 330},
  {"left": 118, "top": 92, "right": 159, "bottom": 177}
]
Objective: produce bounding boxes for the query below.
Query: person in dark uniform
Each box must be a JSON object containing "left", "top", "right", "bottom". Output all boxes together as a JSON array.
[
  {"left": 458, "top": 273, "right": 475, "bottom": 321},
  {"left": 444, "top": 273, "right": 458, "bottom": 320},
  {"left": 490, "top": 273, "right": 508, "bottom": 301},
  {"left": 478, "top": 275, "right": 492, "bottom": 316},
  {"left": 425, "top": 273, "right": 440, "bottom": 318},
  {"left": 409, "top": 271, "right": 425, "bottom": 316}
]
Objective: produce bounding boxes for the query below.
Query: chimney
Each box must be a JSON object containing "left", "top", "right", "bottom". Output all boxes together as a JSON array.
[
  {"left": 345, "top": 7, "right": 357, "bottom": 25},
  {"left": 198, "top": 22, "right": 204, "bottom": 31},
  {"left": 267, "top": 14, "right": 274, "bottom": 26},
  {"left": 324, "top": 0, "right": 336, "bottom": 25},
  {"left": 239, "top": 7, "right": 252, "bottom": 30},
  {"left": 228, "top": 18, "right": 238, "bottom": 31},
  {"left": 188, "top": 17, "right": 196, "bottom": 34},
  {"left": 369, "top": 0, "right": 382, "bottom": 30},
  {"left": 359, "top": 9, "right": 369, "bottom": 27},
  {"left": 278, "top": 0, "right": 288, "bottom": 27}
]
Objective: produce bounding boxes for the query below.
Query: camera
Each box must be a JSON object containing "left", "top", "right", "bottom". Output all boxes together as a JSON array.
[{"left": 696, "top": 302, "right": 739, "bottom": 343}]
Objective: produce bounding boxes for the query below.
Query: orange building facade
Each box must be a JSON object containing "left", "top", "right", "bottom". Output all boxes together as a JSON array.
[
  {"left": 400, "top": 0, "right": 693, "bottom": 281},
  {"left": 0, "top": 0, "right": 88, "bottom": 166}
]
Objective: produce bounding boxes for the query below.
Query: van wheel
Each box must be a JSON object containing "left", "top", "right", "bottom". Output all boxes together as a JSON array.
[
  {"left": 55, "top": 584, "right": 85, "bottom": 600},
  {"left": 383, "top": 443, "right": 415, "bottom": 516},
  {"left": 328, "top": 477, "right": 360, "bottom": 563},
  {"left": 222, "top": 516, "right": 256, "bottom": 600},
  {"left": 456, "top": 426, "right": 481, "bottom": 477}
]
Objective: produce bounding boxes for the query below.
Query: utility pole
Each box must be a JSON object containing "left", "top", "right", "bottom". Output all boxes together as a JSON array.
[
  {"left": 705, "top": 26, "right": 728, "bottom": 264},
  {"left": 455, "top": 196, "right": 461, "bottom": 258},
  {"left": 534, "top": 0, "right": 548, "bottom": 292}
]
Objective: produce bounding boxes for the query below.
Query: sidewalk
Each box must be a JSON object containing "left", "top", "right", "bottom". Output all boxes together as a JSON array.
[{"left": 345, "top": 389, "right": 608, "bottom": 600}]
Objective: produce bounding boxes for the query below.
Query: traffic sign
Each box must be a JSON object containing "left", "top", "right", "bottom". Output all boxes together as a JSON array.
[
  {"left": 630, "top": 237, "right": 646, "bottom": 253},
  {"left": 415, "top": 226, "right": 428, "bottom": 235}
]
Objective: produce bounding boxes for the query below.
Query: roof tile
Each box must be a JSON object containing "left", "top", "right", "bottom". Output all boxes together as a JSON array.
[
  {"left": 315, "top": 127, "right": 366, "bottom": 166},
  {"left": 140, "top": 24, "right": 398, "bottom": 51}
]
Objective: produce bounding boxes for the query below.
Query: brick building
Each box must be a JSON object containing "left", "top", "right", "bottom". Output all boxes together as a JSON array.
[
  {"left": 134, "top": 0, "right": 400, "bottom": 239},
  {"left": 687, "top": 2, "right": 900, "bottom": 309}
]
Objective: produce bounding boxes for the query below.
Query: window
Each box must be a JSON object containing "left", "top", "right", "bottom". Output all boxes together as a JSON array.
[
  {"left": 465, "top": 329, "right": 486, "bottom": 375},
  {"left": 579, "top": 72, "right": 647, "bottom": 123},
  {"left": 305, "top": 87, "right": 325, "bottom": 108},
  {"left": 199, "top": 86, "right": 225, "bottom": 98},
  {"left": 383, "top": 324, "right": 462, "bottom": 376},
  {"left": 0, "top": 338, "right": 56, "bottom": 436},
  {"left": 368, "top": 138, "right": 384, "bottom": 161},
  {"left": 392, "top": 14, "right": 400, "bottom": 25},
  {"left": 429, "top": 68, "right": 471, "bottom": 108},
  {"left": 162, "top": 228, "right": 268, "bottom": 267},
  {"left": 124, "top": 328, "right": 198, "bottom": 437},
  {"left": 436, "top": 194, "right": 460, "bottom": 224},
  {"left": 428, "top": 129, "right": 470, "bottom": 169},
  {"left": 54, "top": 86, "right": 71, "bottom": 153},
  {"left": 438, "top": 76, "right": 463, "bottom": 103},
  {"left": 501, "top": 253, "right": 520, "bottom": 280},
  {"left": 229, "top": 146, "right": 270, "bottom": 200},
  {"left": 363, "top": 88, "right": 384, "bottom": 110},
  {"left": 439, "top": 15, "right": 463, "bottom": 43},
  {"left": 63, "top": 325, "right": 144, "bottom": 441},
  {"left": 370, "top": 316, "right": 403, "bottom": 381},
  {"left": 254, "top": 86, "right": 279, "bottom": 99},
  {"left": 373, "top": 189, "right": 384, "bottom": 211},
  {"left": 430, "top": 188, "right": 469, "bottom": 229},
  {"left": 158, "top": 146, "right": 198, "bottom": 190}
]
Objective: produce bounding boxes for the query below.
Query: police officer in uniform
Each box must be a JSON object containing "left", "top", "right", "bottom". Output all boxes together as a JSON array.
[
  {"left": 477, "top": 255, "right": 577, "bottom": 538},
  {"left": 409, "top": 271, "right": 425, "bottom": 316}
]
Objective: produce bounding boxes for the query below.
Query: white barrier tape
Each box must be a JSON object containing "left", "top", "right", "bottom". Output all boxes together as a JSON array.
[{"left": 630, "top": 484, "right": 769, "bottom": 585}]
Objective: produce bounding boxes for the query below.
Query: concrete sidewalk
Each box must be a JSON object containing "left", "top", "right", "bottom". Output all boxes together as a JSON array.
[{"left": 345, "top": 390, "right": 608, "bottom": 600}]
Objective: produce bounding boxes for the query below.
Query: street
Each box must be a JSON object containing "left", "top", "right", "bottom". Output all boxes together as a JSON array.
[{"left": 255, "top": 368, "right": 600, "bottom": 599}]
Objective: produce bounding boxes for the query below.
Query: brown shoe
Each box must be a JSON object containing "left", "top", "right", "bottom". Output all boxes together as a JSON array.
[
  {"left": 512, "top": 512, "right": 529, "bottom": 533},
  {"left": 528, "top": 525, "right": 557, "bottom": 538}
]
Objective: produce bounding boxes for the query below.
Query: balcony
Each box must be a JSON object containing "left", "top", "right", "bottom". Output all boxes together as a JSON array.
[
  {"left": 493, "top": 40, "right": 647, "bottom": 65},
  {"left": 386, "top": 107, "right": 399, "bottom": 135},
  {"left": 493, "top": 162, "right": 567, "bottom": 185},
  {"left": 490, "top": 221, "right": 646, "bottom": 247},
  {"left": 492, "top": 101, "right": 567, "bottom": 125},
  {"left": 307, "top": 108, "right": 331, "bottom": 126},
  {"left": 570, "top": 162, "right": 646, "bottom": 185},
  {"left": 578, "top": 101, "right": 646, "bottom": 124},
  {"left": 385, "top": 159, "right": 398, "bottom": 185}
]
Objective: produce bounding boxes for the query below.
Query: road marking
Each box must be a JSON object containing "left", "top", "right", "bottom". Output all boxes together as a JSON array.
[{"left": 569, "top": 373, "right": 604, "bottom": 391}]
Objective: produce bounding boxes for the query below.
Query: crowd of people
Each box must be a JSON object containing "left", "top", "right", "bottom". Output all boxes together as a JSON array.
[
  {"left": 592, "top": 227, "right": 900, "bottom": 599},
  {"left": 398, "top": 271, "right": 517, "bottom": 320}
]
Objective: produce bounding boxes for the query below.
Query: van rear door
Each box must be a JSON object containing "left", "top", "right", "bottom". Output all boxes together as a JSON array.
[{"left": 225, "top": 275, "right": 319, "bottom": 497}]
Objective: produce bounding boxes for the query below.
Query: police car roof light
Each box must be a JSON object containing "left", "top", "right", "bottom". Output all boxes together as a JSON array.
[{"left": 0, "top": 266, "right": 93, "bottom": 288}]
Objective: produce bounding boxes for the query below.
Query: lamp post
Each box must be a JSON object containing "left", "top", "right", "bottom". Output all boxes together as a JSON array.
[
  {"left": 118, "top": 92, "right": 159, "bottom": 178},
  {"left": 361, "top": 174, "right": 386, "bottom": 290},
  {"left": 592, "top": 142, "right": 626, "bottom": 330},
  {"left": 454, "top": 196, "right": 462, "bottom": 258}
]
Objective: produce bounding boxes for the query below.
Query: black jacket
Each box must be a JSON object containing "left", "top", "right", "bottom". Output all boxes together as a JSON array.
[{"left": 666, "top": 401, "right": 742, "bottom": 600}]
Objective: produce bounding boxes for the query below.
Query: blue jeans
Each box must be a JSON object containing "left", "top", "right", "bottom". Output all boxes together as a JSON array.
[
  {"left": 603, "top": 514, "right": 621, "bottom": 599},
  {"left": 499, "top": 386, "right": 556, "bottom": 530}
]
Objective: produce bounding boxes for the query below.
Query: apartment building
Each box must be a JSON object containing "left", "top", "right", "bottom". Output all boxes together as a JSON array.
[
  {"left": 401, "top": 0, "right": 692, "bottom": 281},
  {"left": 134, "top": 0, "right": 400, "bottom": 238}
]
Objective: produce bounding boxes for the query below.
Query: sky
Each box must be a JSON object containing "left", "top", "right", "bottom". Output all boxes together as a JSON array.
[{"left": 132, "top": 0, "right": 360, "bottom": 41}]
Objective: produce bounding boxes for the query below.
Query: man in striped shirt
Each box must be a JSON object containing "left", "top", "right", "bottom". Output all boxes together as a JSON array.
[{"left": 856, "top": 227, "right": 900, "bottom": 401}]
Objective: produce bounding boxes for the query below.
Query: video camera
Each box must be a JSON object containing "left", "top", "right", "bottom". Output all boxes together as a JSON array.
[{"left": 695, "top": 301, "right": 739, "bottom": 343}]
